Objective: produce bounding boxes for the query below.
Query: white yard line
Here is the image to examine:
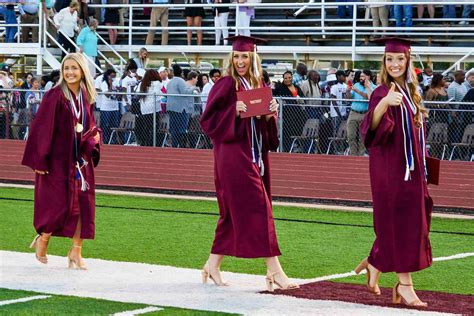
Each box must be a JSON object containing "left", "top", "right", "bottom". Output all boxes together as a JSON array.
[
  {"left": 0, "top": 295, "right": 51, "bottom": 306},
  {"left": 0, "top": 251, "right": 457, "bottom": 316},
  {"left": 112, "top": 306, "right": 163, "bottom": 315},
  {"left": 1, "top": 183, "right": 472, "bottom": 219},
  {"left": 433, "top": 252, "right": 474, "bottom": 262},
  {"left": 304, "top": 252, "right": 474, "bottom": 283}
]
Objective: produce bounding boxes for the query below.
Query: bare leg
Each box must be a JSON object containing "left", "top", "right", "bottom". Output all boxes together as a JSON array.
[
  {"left": 186, "top": 17, "right": 193, "bottom": 45},
  {"left": 394, "top": 272, "right": 428, "bottom": 307},
  {"left": 203, "top": 253, "right": 228, "bottom": 286},
  {"left": 264, "top": 257, "right": 299, "bottom": 291},
  {"left": 68, "top": 215, "right": 87, "bottom": 269},
  {"left": 417, "top": 5, "right": 424, "bottom": 19},
  {"left": 194, "top": 16, "right": 202, "bottom": 45},
  {"left": 31, "top": 232, "right": 52, "bottom": 264},
  {"left": 428, "top": 5, "right": 435, "bottom": 18}
]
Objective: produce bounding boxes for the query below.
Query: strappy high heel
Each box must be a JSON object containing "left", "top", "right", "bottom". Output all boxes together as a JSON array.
[
  {"left": 67, "top": 245, "right": 88, "bottom": 270},
  {"left": 393, "top": 282, "right": 428, "bottom": 307},
  {"left": 202, "top": 263, "right": 229, "bottom": 286},
  {"left": 354, "top": 257, "right": 381, "bottom": 295},
  {"left": 29, "top": 234, "right": 50, "bottom": 264},
  {"left": 265, "top": 270, "right": 299, "bottom": 292}
]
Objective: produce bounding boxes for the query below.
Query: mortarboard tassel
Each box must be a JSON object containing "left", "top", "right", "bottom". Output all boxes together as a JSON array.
[{"left": 253, "top": 44, "right": 259, "bottom": 80}]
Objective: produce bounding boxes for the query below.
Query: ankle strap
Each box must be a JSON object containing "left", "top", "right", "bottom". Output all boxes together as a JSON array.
[
  {"left": 267, "top": 270, "right": 283, "bottom": 277},
  {"left": 398, "top": 282, "right": 413, "bottom": 287},
  {"left": 73, "top": 245, "right": 82, "bottom": 248}
]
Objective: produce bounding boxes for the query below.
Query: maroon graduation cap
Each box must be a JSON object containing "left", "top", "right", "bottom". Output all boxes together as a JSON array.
[
  {"left": 373, "top": 37, "right": 414, "bottom": 55},
  {"left": 227, "top": 35, "right": 267, "bottom": 52}
]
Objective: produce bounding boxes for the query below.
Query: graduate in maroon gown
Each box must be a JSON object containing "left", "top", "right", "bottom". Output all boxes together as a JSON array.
[
  {"left": 355, "top": 38, "right": 432, "bottom": 307},
  {"left": 200, "top": 36, "right": 299, "bottom": 291},
  {"left": 22, "top": 53, "right": 101, "bottom": 270}
]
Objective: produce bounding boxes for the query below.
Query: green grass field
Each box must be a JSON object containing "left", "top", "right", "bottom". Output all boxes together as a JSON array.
[
  {"left": 1, "top": 186, "right": 473, "bottom": 299},
  {"left": 0, "top": 288, "right": 233, "bottom": 315}
]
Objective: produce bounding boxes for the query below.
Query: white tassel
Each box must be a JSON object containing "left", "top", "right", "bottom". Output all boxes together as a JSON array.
[
  {"left": 259, "top": 157, "right": 265, "bottom": 176},
  {"left": 404, "top": 165, "right": 410, "bottom": 181},
  {"left": 76, "top": 162, "right": 89, "bottom": 191},
  {"left": 253, "top": 44, "right": 259, "bottom": 79}
]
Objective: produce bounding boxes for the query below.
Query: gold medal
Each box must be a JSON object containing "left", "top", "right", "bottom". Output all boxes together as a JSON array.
[{"left": 75, "top": 123, "right": 83, "bottom": 133}]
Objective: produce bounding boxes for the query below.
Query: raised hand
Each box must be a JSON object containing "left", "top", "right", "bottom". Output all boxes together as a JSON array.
[{"left": 384, "top": 82, "right": 403, "bottom": 107}]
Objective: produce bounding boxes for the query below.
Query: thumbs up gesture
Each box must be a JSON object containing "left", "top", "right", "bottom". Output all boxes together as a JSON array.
[{"left": 384, "top": 82, "right": 403, "bottom": 107}]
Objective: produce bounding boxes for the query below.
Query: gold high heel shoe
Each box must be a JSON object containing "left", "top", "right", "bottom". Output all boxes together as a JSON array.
[
  {"left": 202, "top": 263, "right": 229, "bottom": 286},
  {"left": 67, "top": 245, "right": 88, "bottom": 270},
  {"left": 393, "top": 282, "right": 428, "bottom": 307},
  {"left": 265, "top": 270, "right": 300, "bottom": 292},
  {"left": 354, "top": 257, "right": 381, "bottom": 295},
  {"left": 29, "top": 234, "right": 50, "bottom": 264}
]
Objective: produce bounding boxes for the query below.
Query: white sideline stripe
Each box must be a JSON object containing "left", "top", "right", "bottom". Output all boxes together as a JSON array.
[
  {"left": 0, "top": 295, "right": 51, "bottom": 306},
  {"left": 112, "top": 306, "right": 163, "bottom": 315},
  {"left": 433, "top": 252, "right": 474, "bottom": 262},
  {"left": 305, "top": 252, "right": 474, "bottom": 283}
]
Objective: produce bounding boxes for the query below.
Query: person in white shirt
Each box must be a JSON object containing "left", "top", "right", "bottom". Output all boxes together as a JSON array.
[
  {"left": 158, "top": 66, "right": 170, "bottom": 88},
  {"left": 330, "top": 70, "right": 348, "bottom": 137},
  {"left": 136, "top": 69, "right": 163, "bottom": 146},
  {"left": 99, "top": 69, "right": 120, "bottom": 143},
  {"left": 119, "top": 61, "right": 139, "bottom": 113},
  {"left": 53, "top": 0, "right": 80, "bottom": 58},
  {"left": 201, "top": 68, "right": 221, "bottom": 112}
]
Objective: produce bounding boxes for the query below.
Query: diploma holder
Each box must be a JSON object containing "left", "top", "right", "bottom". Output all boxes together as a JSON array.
[{"left": 237, "top": 87, "right": 274, "bottom": 119}]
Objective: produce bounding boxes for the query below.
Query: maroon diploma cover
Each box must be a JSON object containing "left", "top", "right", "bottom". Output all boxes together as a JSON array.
[
  {"left": 237, "top": 87, "right": 273, "bottom": 118},
  {"left": 426, "top": 156, "right": 440, "bottom": 185}
]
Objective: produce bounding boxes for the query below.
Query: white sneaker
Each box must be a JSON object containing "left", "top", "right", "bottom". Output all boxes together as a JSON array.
[{"left": 459, "top": 20, "right": 469, "bottom": 25}]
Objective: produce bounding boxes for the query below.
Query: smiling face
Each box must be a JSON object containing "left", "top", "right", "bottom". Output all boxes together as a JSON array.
[
  {"left": 63, "top": 59, "right": 83, "bottom": 86},
  {"left": 283, "top": 72, "right": 293, "bottom": 86},
  {"left": 31, "top": 79, "right": 40, "bottom": 90},
  {"left": 233, "top": 51, "right": 251, "bottom": 78},
  {"left": 385, "top": 52, "right": 408, "bottom": 80}
]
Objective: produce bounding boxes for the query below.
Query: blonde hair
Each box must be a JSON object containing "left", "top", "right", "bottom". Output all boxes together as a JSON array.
[
  {"left": 58, "top": 53, "right": 97, "bottom": 104},
  {"left": 227, "top": 51, "right": 263, "bottom": 91},
  {"left": 69, "top": 0, "right": 80, "bottom": 10},
  {"left": 380, "top": 54, "right": 427, "bottom": 127}
]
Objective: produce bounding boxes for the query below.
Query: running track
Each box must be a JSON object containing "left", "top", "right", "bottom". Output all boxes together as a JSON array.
[{"left": 1, "top": 140, "right": 472, "bottom": 211}]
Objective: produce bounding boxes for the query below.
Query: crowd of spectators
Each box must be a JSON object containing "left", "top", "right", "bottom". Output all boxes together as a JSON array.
[
  {"left": 2, "top": 1, "right": 472, "bottom": 46},
  {"left": 0, "top": 51, "right": 473, "bottom": 159}
]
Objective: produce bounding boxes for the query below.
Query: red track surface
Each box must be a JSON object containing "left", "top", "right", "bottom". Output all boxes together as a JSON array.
[
  {"left": 1, "top": 140, "right": 473, "bottom": 210},
  {"left": 264, "top": 281, "right": 474, "bottom": 315}
]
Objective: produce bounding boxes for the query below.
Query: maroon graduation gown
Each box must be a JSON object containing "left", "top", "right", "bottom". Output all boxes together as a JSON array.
[
  {"left": 361, "top": 84, "right": 433, "bottom": 273},
  {"left": 200, "top": 76, "right": 281, "bottom": 258},
  {"left": 22, "top": 86, "right": 100, "bottom": 239}
]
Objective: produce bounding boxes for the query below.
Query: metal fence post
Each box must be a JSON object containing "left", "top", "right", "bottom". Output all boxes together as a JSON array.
[
  {"left": 153, "top": 93, "right": 157, "bottom": 147},
  {"left": 278, "top": 97, "right": 284, "bottom": 152}
]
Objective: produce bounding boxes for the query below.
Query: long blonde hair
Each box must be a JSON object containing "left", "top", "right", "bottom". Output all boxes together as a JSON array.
[
  {"left": 227, "top": 51, "right": 263, "bottom": 91},
  {"left": 380, "top": 54, "right": 427, "bottom": 127},
  {"left": 57, "top": 53, "right": 97, "bottom": 104}
]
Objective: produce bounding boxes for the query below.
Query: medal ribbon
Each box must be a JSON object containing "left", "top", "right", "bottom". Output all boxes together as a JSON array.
[
  {"left": 238, "top": 76, "right": 265, "bottom": 177},
  {"left": 395, "top": 82, "right": 427, "bottom": 182}
]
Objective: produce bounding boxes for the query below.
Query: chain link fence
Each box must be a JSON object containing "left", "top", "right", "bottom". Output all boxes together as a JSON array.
[{"left": 1, "top": 88, "right": 473, "bottom": 161}]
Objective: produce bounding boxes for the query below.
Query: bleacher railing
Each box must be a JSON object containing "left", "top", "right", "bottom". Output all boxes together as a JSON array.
[
  {"left": 1, "top": 1, "right": 473, "bottom": 62},
  {"left": 1, "top": 88, "right": 472, "bottom": 161}
]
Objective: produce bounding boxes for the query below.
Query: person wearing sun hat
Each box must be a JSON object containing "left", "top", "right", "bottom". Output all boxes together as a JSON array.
[
  {"left": 354, "top": 37, "right": 432, "bottom": 307},
  {"left": 200, "top": 35, "right": 299, "bottom": 292}
]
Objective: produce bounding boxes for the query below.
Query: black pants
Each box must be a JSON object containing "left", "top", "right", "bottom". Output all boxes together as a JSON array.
[{"left": 58, "top": 32, "right": 76, "bottom": 59}]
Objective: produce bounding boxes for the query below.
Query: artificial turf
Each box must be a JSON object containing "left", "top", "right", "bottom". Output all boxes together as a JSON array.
[
  {"left": 0, "top": 288, "right": 234, "bottom": 315},
  {"left": 1, "top": 187, "right": 473, "bottom": 295}
]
